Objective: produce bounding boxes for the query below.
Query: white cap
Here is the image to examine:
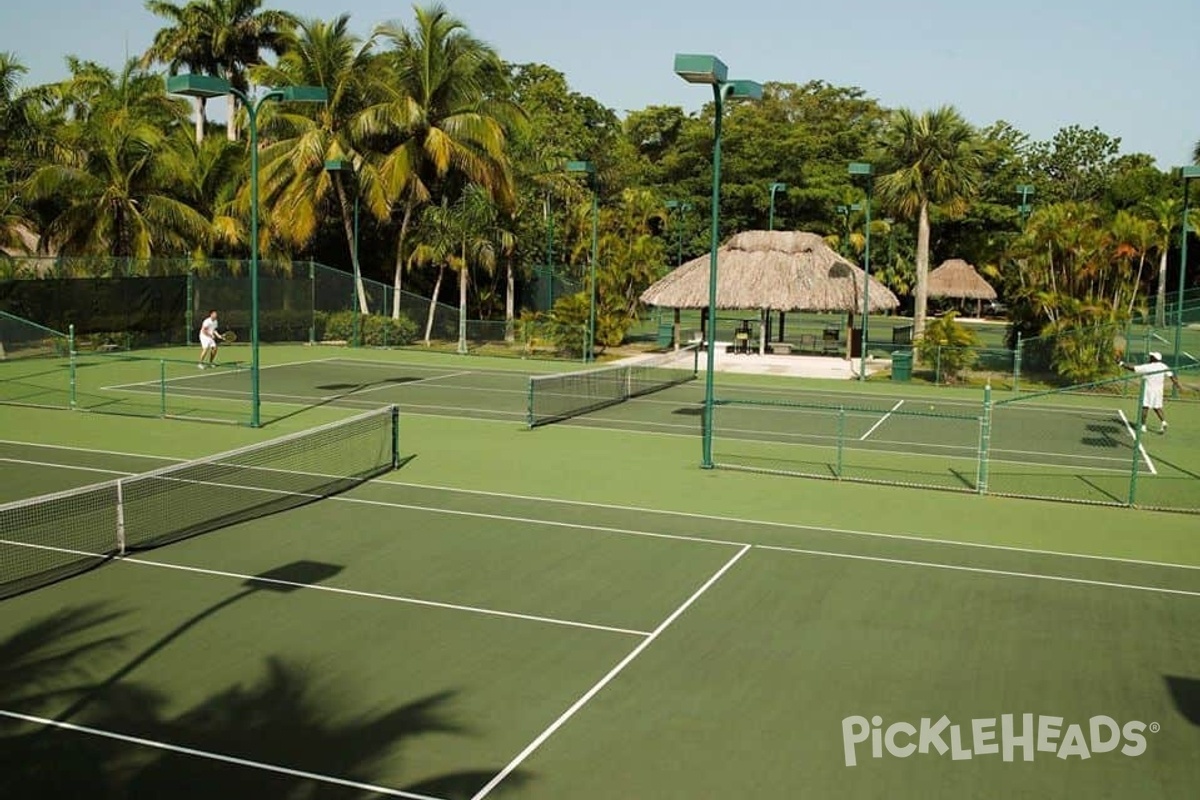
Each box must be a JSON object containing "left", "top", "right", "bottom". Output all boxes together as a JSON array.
[{"left": 1149, "top": 351, "right": 1162, "bottom": 360}]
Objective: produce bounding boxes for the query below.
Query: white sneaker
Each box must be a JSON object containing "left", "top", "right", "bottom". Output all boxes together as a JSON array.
[
  {"left": 1160, "top": 422, "right": 1168, "bottom": 433},
  {"left": 1140, "top": 424, "right": 1147, "bottom": 433},
  {"left": 197, "top": 363, "right": 205, "bottom": 370}
]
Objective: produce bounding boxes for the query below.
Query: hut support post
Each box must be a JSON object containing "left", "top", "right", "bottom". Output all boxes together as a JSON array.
[
  {"left": 673, "top": 308, "right": 681, "bottom": 352},
  {"left": 759, "top": 309, "right": 767, "bottom": 355},
  {"left": 778, "top": 312, "right": 785, "bottom": 342}
]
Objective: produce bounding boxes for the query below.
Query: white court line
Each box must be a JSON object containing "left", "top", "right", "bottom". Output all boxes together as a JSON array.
[
  {"left": 0, "top": 537, "right": 646, "bottom": 636},
  {"left": 859, "top": 400, "right": 904, "bottom": 441},
  {"left": 379, "top": 481, "right": 1200, "bottom": 573},
  {"left": 121, "top": 557, "right": 650, "bottom": 636},
  {"left": 0, "top": 711, "right": 442, "bottom": 800},
  {"left": 470, "top": 545, "right": 752, "bottom": 800},
  {"left": 0, "top": 457, "right": 129, "bottom": 477},
  {"left": 756, "top": 543, "right": 1200, "bottom": 598},
  {"left": 1117, "top": 409, "right": 1158, "bottom": 476}
]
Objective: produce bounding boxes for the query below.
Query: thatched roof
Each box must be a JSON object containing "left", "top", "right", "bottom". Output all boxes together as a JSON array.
[
  {"left": 640, "top": 230, "right": 899, "bottom": 312},
  {"left": 927, "top": 259, "right": 996, "bottom": 300}
]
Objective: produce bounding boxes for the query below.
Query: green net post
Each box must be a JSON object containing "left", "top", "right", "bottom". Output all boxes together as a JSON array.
[
  {"left": 1128, "top": 378, "right": 1147, "bottom": 507},
  {"left": 526, "top": 377, "right": 535, "bottom": 428},
  {"left": 391, "top": 405, "right": 401, "bottom": 469},
  {"left": 935, "top": 346, "right": 942, "bottom": 384},
  {"left": 68, "top": 324, "right": 77, "bottom": 409},
  {"left": 185, "top": 271, "right": 194, "bottom": 344},
  {"left": 160, "top": 360, "right": 167, "bottom": 416},
  {"left": 977, "top": 383, "right": 992, "bottom": 494},
  {"left": 1012, "top": 333, "right": 1022, "bottom": 393},
  {"left": 835, "top": 406, "right": 845, "bottom": 478}
]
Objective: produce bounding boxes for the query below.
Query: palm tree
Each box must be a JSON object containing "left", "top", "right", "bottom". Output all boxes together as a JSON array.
[
  {"left": 877, "top": 106, "right": 986, "bottom": 336},
  {"left": 251, "top": 14, "right": 378, "bottom": 312},
  {"left": 26, "top": 60, "right": 210, "bottom": 260},
  {"left": 142, "top": 0, "right": 220, "bottom": 144},
  {"left": 1140, "top": 197, "right": 1180, "bottom": 326},
  {"left": 365, "top": 2, "right": 524, "bottom": 318},
  {"left": 407, "top": 197, "right": 460, "bottom": 345},
  {"left": 144, "top": 0, "right": 297, "bottom": 142}
]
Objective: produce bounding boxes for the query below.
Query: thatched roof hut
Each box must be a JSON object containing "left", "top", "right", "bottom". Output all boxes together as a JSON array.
[
  {"left": 927, "top": 259, "right": 996, "bottom": 301},
  {"left": 640, "top": 230, "right": 899, "bottom": 313}
]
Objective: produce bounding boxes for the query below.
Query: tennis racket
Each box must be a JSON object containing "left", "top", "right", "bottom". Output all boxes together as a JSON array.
[{"left": 221, "top": 330, "right": 237, "bottom": 343}]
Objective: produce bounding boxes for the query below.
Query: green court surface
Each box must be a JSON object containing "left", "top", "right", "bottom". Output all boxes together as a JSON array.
[{"left": 3, "top": 347, "right": 1200, "bottom": 799}]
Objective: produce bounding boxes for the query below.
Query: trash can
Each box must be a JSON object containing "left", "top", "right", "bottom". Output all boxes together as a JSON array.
[
  {"left": 891, "top": 349, "right": 913, "bottom": 382},
  {"left": 656, "top": 322, "right": 674, "bottom": 348}
]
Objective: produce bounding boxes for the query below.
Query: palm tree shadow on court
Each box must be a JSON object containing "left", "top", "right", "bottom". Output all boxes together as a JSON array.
[{"left": 0, "top": 598, "right": 531, "bottom": 798}]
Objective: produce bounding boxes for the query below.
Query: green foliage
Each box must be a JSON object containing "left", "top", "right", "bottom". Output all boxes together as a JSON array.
[
  {"left": 1047, "top": 323, "right": 1122, "bottom": 385},
  {"left": 916, "top": 312, "right": 980, "bottom": 382},
  {"left": 547, "top": 292, "right": 588, "bottom": 358},
  {"left": 318, "top": 310, "right": 416, "bottom": 346}
]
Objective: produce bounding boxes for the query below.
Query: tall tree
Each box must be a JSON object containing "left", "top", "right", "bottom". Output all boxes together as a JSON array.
[
  {"left": 251, "top": 14, "right": 378, "bottom": 312},
  {"left": 142, "top": 0, "right": 220, "bottom": 144},
  {"left": 876, "top": 106, "right": 986, "bottom": 336},
  {"left": 365, "top": 2, "right": 523, "bottom": 318},
  {"left": 145, "top": 0, "right": 297, "bottom": 142},
  {"left": 26, "top": 60, "right": 210, "bottom": 260},
  {"left": 1141, "top": 197, "right": 1181, "bottom": 326}
]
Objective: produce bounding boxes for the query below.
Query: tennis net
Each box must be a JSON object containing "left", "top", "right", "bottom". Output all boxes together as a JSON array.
[
  {"left": 527, "top": 345, "right": 699, "bottom": 427},
  {"left": 0, "top": 405, "right": 400, "bottom": 600}
]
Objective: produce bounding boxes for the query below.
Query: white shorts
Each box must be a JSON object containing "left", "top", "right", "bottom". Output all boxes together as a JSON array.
[
  {"left": 1144, "top": 387, "right": 1164, "bottom": 409},
  {"left": 200, "top": 334, "right": 216, "bottom": 350}
]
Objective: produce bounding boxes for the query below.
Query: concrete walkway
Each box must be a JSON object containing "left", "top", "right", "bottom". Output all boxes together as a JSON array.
[
  {"left": 696, "top": 348, "right": 890, "bottom": 379},
  {"left": 618, "top": 344, "right": 893, "bottom": 380}
]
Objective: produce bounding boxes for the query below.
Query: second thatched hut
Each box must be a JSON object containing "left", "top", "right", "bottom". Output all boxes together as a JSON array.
[{"left": 927, "top": 258, "right": 997, "bottom": 318}]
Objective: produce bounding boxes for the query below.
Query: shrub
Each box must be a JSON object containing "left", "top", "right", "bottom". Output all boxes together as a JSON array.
[
  {"left": 916, "top": 312, "right": 980, "bottom": 382},
  {"left": 319, "top": 311, "right": 417, "bottom": 347}
]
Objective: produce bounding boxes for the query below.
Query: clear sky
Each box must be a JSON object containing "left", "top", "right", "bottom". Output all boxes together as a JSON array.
[{"left": 3, "top": 0, "right": 1197, "bottom": 168}]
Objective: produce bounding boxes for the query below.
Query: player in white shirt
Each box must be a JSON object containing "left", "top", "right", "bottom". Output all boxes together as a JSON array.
[
  {"left": 1119, "top": 351, "right": 1182, "bottom": 433},
  {"left": 198, "top": 309, "right": 224, "bottom": 369}
]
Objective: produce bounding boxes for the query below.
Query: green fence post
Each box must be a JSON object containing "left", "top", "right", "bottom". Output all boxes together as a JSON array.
[
  {"left": 68, "top": 324, "right": 77, "bottom": 410},
  {"left": 935, "top": 346, "right": 942, "bottom": 384},
  {"left": 160, "top": 360, "right": 167, "bottom": 417},
  {"left": 1012, "top": 333, "right": 1022, "bottom": 393},
  {"left": 185, "top": 271, "right": 194, "bottom": 345},
  {"left": 309, "top": 261, "right": 316, "bottom": 345},
  {"left": 835, "top": 406, "right": 845, "bottom": 478},
  {"left": 977, "top": 383, "right": 992, "bottom": 494},
  {"left": 1128, "top": 378, "right": 1147, "bottom": 507}
]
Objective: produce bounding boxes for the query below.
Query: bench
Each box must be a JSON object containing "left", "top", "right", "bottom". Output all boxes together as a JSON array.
[{"left": 822, "top": 328, "right": 841, "bottom": 355}]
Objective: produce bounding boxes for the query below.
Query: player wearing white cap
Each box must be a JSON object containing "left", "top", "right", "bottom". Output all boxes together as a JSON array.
[{"left": 1119, "top": 351, "right": 1182, "bottom": 433}]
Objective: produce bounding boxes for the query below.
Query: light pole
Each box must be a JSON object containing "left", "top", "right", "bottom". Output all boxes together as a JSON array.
[
  {"left": 1016, "top": 184, "right": 1034, "bottom": 227},
  {"left": 768, "top": 182, "right": 788, "bottom": 231},
  {"left": 324, "top": 159, "right": 361, "bottom": 347},
  {"left": 850, "top": 162, "right": 873, "bottom": 381},
  {"left": 169, "top": 75, "right": 327, "bottom": 427},
  {"left": 567, "top": 160, "right": 598, "bottom": 362},
  {"left": 674, "top": 54, "right": 762, "bottom": 468},
  {"left": 1176, "top": 166, "right": 1200, "bottom": 369}
]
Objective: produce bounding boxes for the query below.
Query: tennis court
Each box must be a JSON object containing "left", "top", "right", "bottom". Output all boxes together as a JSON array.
[{"left": 2, "top": 377, "right": 1200, "bottom": 798}]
